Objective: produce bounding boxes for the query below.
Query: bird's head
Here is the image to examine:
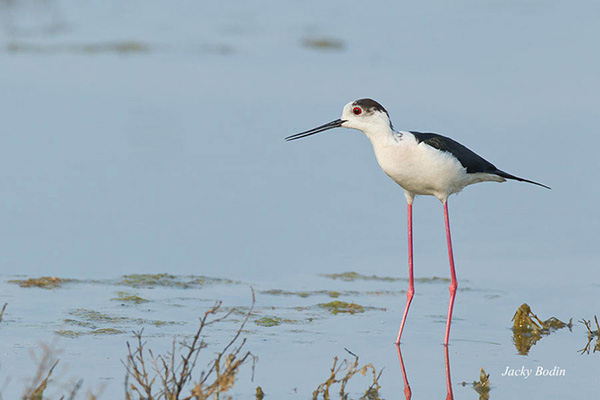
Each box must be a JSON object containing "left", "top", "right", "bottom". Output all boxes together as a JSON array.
[{"left": 285, "top": 98, "right": 393, "bottom": 142}]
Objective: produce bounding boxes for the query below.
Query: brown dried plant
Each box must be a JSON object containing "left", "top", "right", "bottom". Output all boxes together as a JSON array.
[
  {"left": 312, "top": 348, "right": 383, "bottom": 400},
  {"left": 21, "top": 342, "right": 58, "bottom": 400},
  {"left": 578, "top": 316, "right": 600, "bottom": 355},
  {"left": 124, "top": 289, "right": 257, "bottom": 400}
]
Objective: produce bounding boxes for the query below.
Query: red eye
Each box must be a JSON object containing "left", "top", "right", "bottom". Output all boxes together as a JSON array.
[{"left": 353, "top": 107, "right": 362, "bottom": 115}]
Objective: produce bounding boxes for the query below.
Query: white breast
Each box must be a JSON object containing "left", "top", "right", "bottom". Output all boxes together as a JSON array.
[{"left": 369, "top": 131, "right": 503, "bottom": 202}]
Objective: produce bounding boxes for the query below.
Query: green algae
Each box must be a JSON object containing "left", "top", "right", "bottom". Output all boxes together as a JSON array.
[
  {"left": 55, "top": 330, "right": 83, "bottom": 338},
  {"left": 254, "top": 316, "right": 298, "bottom": 327},
  {"left": 64, "top": 319, "right": 96, "bottom": 329},
  {"left": 7, "top": 40, "right": 151, "bottom": 55},
  {"left": 319, "top": 272, "right": 450, "bottom": 283},
  {"left": 111, "top": 291, "right": 149, "bottom": 304},
  {"left": 320, "top": 272, "right": 400, "bottom": 282},
  {"left": 8, "top": 276, "right": 75, "bottom": 289},
  {"left": 318, "top": 301, "right": 365, "bottom": 315},
  {"left": 66, "top": 308, "right": 181, "bottom": 331},
  {"left": 55, "top": 327, "right": 125, "bottom": 338},
  {"left": 90, "top": 328, "right": 126, "bottom": 335},
  {"left": 261, "top": 289, "right": 353, "bottom": 298},
  {"left": 70, "top": 309, "right": 131, "bottom": 324},
  {"left": 117, "top": 273, "right": 235, "bottom": 289},
  {"left": 414, "top": 276, "right": 450, "bottom": 283}
]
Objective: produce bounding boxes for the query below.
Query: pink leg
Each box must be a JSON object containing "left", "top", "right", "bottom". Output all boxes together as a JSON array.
[
  {"left": 395, "top": 345, "right": 412, "bottom": 399},
  {"left": 396, "top": 203, "right": 414, "bottom": 344},
  {"left": 444, "top": 344, "right": 454, "bottom": 400},
  {"left": 443, "top": 200, "right": 458, "bottom": 345}
]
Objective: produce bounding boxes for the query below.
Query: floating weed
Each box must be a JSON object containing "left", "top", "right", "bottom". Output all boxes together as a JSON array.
[
  {"left": 8, "top": 276, "right": 74, "bottom": 289},
  {"left": 117, "top": 273, "right": 235, "bottom": 289},
  {"left": 7, "top": 40, "right": 151, "bottom": 54},
  {"left": 254, "top": 316, "right": 297, "bottom": 327},
  {"left": 261, "top": 289, "right": 357, "bottom": 298},
  {"left": 112, "top": 291, "right": 149, "bottom": 304},
  {"left": 365, "top": 290, "right": 404, "bottom": 296},
  {"left": 313, "top": 349, "right": 383, "bottom": 400},
  {"left": 64, "top": 318, "right": 96, "bottom": 329},
  {"left": 320, "top": 272, "right": 400, "bottom": 282},
  {"left": 70, "top": 309, "right": 131, "bottom": 324},
  {"left": 512, "top": 303, "right": 572, "bottom": 355},
  {"left": 91, "top": 328, "right": 126, "bottom": 335},
  {"left": 414, "top": 276, "right": 450, "bottom": 283},
  {"left": 65, "top": 309, "right": 182, "bottom": 335},
  {"left": 318, "top": 301, "right": 365, "bottom": 315},
  {"left": 302, "top": 37, "right": 345, "bottom": 51},
  {"left": 54, "top": 329, "right": 83, "bottom": 338},
  {"left": 578, "top": 316, "right": 600, "bottom": 355}
]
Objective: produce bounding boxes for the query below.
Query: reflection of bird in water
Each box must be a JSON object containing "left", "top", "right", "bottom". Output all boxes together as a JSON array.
[
  {"left": 287, "top": 98, "right": 549, "bottom": 344},
  {"left": 395, "top": 344, "right": 454, "bottom": 399}
]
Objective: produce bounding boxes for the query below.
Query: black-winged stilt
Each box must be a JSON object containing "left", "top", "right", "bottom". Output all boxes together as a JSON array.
[{"left": 286, "top": 98, "right": 549, "bottom": 345}]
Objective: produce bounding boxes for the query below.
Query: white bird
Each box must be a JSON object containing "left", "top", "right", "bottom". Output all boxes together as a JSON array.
[{"left": 286, "top": 98, "right": 549, "bottom": 345}]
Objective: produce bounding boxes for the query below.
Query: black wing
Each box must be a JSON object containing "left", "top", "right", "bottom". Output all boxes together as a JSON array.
[
  {"left": 410, "top": 131, "right": 550, "bottom": 189},
  {"left": 410, "top": 131, "right": 497, "bottom": 174}
]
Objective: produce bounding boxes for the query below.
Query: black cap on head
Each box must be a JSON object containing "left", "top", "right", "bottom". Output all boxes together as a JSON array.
[{"left": 353, "top": 98, "right": 389, "bottom": 116}]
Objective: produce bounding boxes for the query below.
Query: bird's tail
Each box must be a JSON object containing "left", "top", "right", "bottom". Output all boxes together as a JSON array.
[{"left": 494, "top": 170, "right": 551, "bottom": 190}]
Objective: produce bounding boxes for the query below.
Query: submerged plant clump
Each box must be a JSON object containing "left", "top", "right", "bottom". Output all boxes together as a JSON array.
[
  {"left": 8, "top": 276, "right": 73, "bottom": 289},
  {"left": 512, "top": 303, "right": 572, "bottom": 355}
]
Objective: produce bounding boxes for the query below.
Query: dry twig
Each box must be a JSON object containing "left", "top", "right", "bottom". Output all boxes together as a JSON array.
[{"left": 124, "top": 289, "right": 257, "bottom": 400}]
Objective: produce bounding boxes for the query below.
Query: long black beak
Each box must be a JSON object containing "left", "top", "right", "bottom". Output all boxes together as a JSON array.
[{"left": 285, "top": 119, "right": 345, "bottom": 141}]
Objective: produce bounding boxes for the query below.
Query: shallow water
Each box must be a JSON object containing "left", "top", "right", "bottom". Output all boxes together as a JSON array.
[{"left": 1, "top": 0, "right": 599, "bottom": 398}]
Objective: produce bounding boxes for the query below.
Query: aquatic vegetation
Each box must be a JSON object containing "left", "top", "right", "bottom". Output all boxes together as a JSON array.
[
  {"left": 256, "top": 386, "right": 265, "bottom": 399},
  {"left": 8, "top": 276, "right": 73, "bottom": 289},
  {"left": 54, "top": 329, "right": 83, "bottom": 338},
  {"left": 261, "top": 289, "right": 355, "bottom": 298},
  {"left": 318, "top": 301, "right": 365, "bottom": 315},
  {"left": 312, "top": 349, "right": 382, "bottom": 400},
  {"left": 112, "top": 291, "right": 150, "bottom": 304},
  {"left": 254, "top": 316, "right": 297, "bottom": 327},
  {"left": 472, "top": 367, "right": 491, "bottom": 400},
  {"left": 7, "top": 40, "right": 151, "bottom": 54},
  {"left": 56, "top": 327, "right": 125, "bottom": 338},
  {"left": 511, "top": 303, "right": 572, "bottom": 355},
  {"left": 117, "top": 273, "right": 235, "bottom": 289},
  {"left": 578, "top": 316, "right": 600, "bottom": 355},
  {"left": 302, "top": 38, "right": 345, "bottom": 51},
  {"left": 320, "top": 272, "right": 400, "bottom": 282},
  {"left": 0, "top": 303, "right": 6, "bottom": 323},
  {"left": 70, "top": 308, "right": 131, "bottom": 324},
  {"left": 63, "top": 309, "right": 181, "bottom": 336},
  {"left": 414, "top": 276, "right": 450, "bottom": 283}
]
